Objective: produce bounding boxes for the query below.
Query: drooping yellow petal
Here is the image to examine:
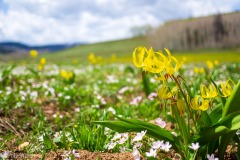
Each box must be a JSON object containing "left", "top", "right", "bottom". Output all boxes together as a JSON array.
[
  {"left": 220, "top": 79, "right": 235, "bottom": 97},
  {"left": 157, "top": 84, "right": 172, "bottom": 99},
  {"left": 190, "top": 95, "right": 209, "bottom": 111},
  {"left": 132, "top": 47, "right": 146, "bottom": 68},
  {"left": 200, "top": 84, "right": 218, "bottom": 98}
]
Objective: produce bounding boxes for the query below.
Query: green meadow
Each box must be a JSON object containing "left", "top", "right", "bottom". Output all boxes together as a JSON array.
[{"left": 0, "top": 37, "right": 240, "bottom": 160}]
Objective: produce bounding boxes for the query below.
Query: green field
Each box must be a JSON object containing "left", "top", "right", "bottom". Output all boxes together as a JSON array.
[{"left": 1, "top": 36, "right": 240, "bottom": 65}]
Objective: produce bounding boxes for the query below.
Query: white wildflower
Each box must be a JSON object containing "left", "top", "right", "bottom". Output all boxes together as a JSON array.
[
  {"left": 146, "top": 148, "right": 157, "bottom": 157},
  {"left": 189, "top": 142, "right": 200, "bottom": 151},
  {"left": 132, "top": 130, "right": 147, "bottom": 142},
  {"left": 152, "top": 140, "right": 164, "bottom": 150},
  {"left": 155, "top": 118, "right": 166, "bottom": 128},
  {"left": 207, "top": 154, "right": 218, "bottom": 160}
]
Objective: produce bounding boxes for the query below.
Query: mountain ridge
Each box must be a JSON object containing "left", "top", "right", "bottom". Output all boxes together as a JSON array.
[{"left": 0, "top": 41, "right": 83, "bottom": 54}]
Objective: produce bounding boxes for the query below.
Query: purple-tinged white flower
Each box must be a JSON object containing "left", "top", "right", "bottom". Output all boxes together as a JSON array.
[
  {"left": 71, "top": 150, "right": 80, "bottom": 158},
  {"left": 118, "top": 86, "right": 131, "bottom": 94},
  {"left": 75, "top": 107, "right": 80, "bottom": 112},
  {"left": 119, "top": 137, "right": 128, "bottom": 144},
  {"left": 107, "top": 142, "right": 116, "bottom": 150},
  {"left": 130, "top": 96, "right": 142, "bottom": 106},
  {"left": 112, "top": 133, "right": 122, "bottom": 141},
  {"left": 0, "top": 151, "right": 10, "bottom": 159},
  {"left": 146, "top": 148, "right": 157, "bottom": 157},
  {"left": 132, "top": 148, "right": 141, "bottom": 160},
  {"left": 189, "top": 142, "right": 200, "bottom": 151},
  {"left": 133, "top": 142, "right": 142, "bottom": 149},
  {"left": 155, "top": 118, "right": 166, "bottom": 128},
  {"left": 148, "top": 92, "right": 158, "bottom": 101},
  {"left": 161, "top": 142, "right": 172, "bottom": 152},
  {"left": 207, "top": 154, "right": 218, "bottom": 160},
  {"left": 152, "top": 140, "right": 164, "bottom": 149},
  {"left": 132, "top": 130, "right": 147, "bottom": 142},
  {"left": 100, "top": 98, "right": 106, "bottom": 104},
  {"left": 119, "top": 146, "right": 126, "bottom": 153}
]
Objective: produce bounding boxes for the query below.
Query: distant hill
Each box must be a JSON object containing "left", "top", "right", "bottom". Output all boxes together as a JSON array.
[{"left": 0, "top": 42, "right": 81, "bottom": 54}]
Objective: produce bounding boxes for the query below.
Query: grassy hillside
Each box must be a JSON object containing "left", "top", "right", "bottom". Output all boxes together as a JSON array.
[
  {"left": 42, "top": 36, "right": 147, "bottom": 64},
  {"left": 1, "top": 36, "right": 240, "bottom": 65}
]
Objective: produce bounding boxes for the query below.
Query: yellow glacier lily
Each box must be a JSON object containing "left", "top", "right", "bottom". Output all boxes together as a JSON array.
[
  {"left": 190, "top": 95, "right": 209, "bottom": 111},
  {"left": 132, "top": 47, "right": 146, "bottom": 68},
  {"left": 157, "top": 84, "right": 172, "bottom": 99},
  {"left": 163, "top": 48, "right": 181, "bottom": 75},
  {"left": 133, "top": 47, "right": 166, "bottom": 73},
  {"left": 220, "top": 79, "right": 235, "bottom": 97},
  {"left": 200, "top": 84, "right": 218, "bottom": 98}
]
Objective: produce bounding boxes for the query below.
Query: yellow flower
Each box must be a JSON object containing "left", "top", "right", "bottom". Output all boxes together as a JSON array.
[
  {"left": 163, "top": 48, "right": 181, "bottom": 75},
  {"left": 200, "top": 84, "right": 218, "bottom": 98},
  {"left": 190, "top": 95, "right": 209, "bottom": 111},
  {"left": 157, "top": 84, "right": 172, "bottom": 99},
  {"left": 194, "top": 67, "right": 199, "bottom": 74},
  {"left": 88, "top": 53, "right": 102, "bottom": 64},
  {"left": 157, "top": 84, "right": 177, "bottom": 99},
  {"left": 132, "top": 47, "right": 147, "bottom": 68},
  {"left": 194, "top": 67, "right": 204, "bottom": 74},
  {"left": 219, "top": 79, "right": 235, "bottom": 97},
  {"left": 60, "top": 70, "right": 74, "bottom": 81},
  {"left": 132, "top": 47, "right": 181, "bottom": 75},
  {"left": 206, "top": 60, "right": 214, "bottom": 69},
  {"left": 40, "top": 58, "right": 46, "bottom": 65},
  {"left": 29, "top": 50, "right": 38, "bottom": 58}
]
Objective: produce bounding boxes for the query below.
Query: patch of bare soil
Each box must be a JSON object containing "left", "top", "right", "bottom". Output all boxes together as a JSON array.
[{"left": 8, "top": 150, "right": 138, "bottom": 160}]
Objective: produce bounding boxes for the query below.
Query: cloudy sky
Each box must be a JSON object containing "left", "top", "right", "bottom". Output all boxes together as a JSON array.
[{"left": 0, "top": 0, "right": 239, "bottom": 45}]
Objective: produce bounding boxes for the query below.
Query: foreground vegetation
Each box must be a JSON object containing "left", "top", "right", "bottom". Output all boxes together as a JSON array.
[{"left": 0, "top": 45, "right": 239, "bottom": 159}]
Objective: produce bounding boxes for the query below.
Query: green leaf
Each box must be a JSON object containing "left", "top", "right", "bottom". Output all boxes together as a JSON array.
[
  {"left": 222, "top": 82, "right": 240, "bottom": 118},
  {"left": 182, "top": 82, "right": 194, "bottom": 99},
  {"left": 94, "top": 121, "right": 142, "bottom": 133},
  {"left": 209, "top": 104, "right": 222, "bottom": 125},
  {"left": 94, "top": 117, "right": 184, "bottom": 156},
  {"left": 199, "top": 111, "right": 212, "bottom": 127},
  {"left": 197, "top": 111, "right": 240, "bottom": 145},
  {"left": 43, "top": 134, "right": 52, "bottom": 150}
]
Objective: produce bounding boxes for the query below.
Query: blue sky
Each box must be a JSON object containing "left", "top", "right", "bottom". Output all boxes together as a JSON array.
[{"left": 0, "top": 0, "right": 239, "bottom": 45}]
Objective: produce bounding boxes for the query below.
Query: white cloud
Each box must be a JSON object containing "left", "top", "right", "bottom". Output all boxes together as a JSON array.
[{"left": 0, "top": 0, "right": 239, "bottom": 45}]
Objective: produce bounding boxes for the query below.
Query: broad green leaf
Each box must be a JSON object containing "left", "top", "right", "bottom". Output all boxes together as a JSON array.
[
  {"left": 222, "top": 82, "right": 240, "bottom": 118},
  {"left": 217, "top": 111, "right": 240, "bottom": 130},
  {"left": 197, "top": 111, "right": 240, "bottom": 144},
  {"left": 94, "top": 121, "right": 143, "bottom": 133},
  {"left": 209, "top": 104, "right": 222, "bottom": 125},
  {"left": 94, "top": 117, "right": 184, "bottom": 156},
  {"left": 199, "top": 111, "right": 212, "bottom": 128}
]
